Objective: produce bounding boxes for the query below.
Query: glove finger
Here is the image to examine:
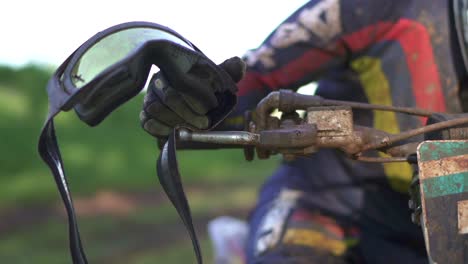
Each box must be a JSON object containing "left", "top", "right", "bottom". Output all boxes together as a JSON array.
[
  {"left": 144, "top": 89, "right": 185, "bottom": 127},
  {"left": 140, "top": 110, "right": 172, "bottom": 137},
  {"left": 218, "top": 56, "right": 246, "bottom": 83},
  {"left": 162, "top": 86, "right": 209, "bottom": 129},
  {"left": 147, "top": 75, "right": 209, "bottom": 129}
]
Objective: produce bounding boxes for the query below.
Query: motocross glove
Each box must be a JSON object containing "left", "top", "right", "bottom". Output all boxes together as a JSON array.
[{"left": 140, "top": 56, "right": 245, "bottom": 138}]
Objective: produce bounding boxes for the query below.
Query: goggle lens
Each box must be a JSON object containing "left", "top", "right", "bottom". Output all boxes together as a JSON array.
[{"left": 71, "top": 27, "right": 193, "bottom": 88}]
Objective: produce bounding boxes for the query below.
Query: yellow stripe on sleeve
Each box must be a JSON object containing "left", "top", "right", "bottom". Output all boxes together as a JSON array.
[{"left": 351, "top": 57, "right": 413, "bottom": 193}]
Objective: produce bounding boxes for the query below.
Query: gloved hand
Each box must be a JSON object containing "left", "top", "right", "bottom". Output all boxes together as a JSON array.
[{"left": 140, "top": 56, "right": 246, "bottom": 138}]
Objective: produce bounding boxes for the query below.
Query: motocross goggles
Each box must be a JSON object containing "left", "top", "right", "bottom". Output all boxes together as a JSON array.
[
  {"left": 38, "top": 21, "right": 236, "bottom": 264},
  {"left": 46, "top": 21, "right": 202, "bottom": 125}
]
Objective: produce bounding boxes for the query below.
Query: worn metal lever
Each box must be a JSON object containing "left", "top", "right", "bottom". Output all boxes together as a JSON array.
[{"left": 178, "top": 129, "right": 260, "bottom": 146}]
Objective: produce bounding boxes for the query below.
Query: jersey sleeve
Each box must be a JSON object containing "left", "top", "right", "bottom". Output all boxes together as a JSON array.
[{"left": 219, "top": 0, "right": 400, "bottom": 130}]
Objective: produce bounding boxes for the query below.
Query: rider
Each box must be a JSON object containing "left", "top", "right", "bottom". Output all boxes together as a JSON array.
[{"left": 141, "top": 0, "right": 467, "bottom": 263}]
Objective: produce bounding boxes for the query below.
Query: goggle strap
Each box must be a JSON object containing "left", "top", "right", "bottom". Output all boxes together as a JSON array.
[
  {"left": 157, "top": 128, "right": 203, "bottom": 264},
  {"left": 38, "top": 117, "right": 88, "bottom": 264}
]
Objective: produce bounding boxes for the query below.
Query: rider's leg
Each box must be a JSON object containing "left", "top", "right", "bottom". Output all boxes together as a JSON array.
[
  {"left": 244, "top": 149, "right": 428, "bottom": 264},
  {"left": 244, "top": 161, "right": 362, "bottom": 264}
]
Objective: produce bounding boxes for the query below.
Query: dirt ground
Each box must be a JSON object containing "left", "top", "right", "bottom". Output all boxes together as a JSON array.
[{"left": 0, "top": 185, "right": 255, "bottom": 263}]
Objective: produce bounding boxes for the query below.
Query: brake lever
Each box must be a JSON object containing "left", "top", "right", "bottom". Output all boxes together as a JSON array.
[
  {"left": 178, "top": 123, "right": 317, "bottom": 149},
  {"left": 178, "top": 129, "right": 260, "bottom": 146}
]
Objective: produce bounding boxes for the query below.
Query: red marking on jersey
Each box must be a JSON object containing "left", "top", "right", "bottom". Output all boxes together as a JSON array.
[
  {"left": 240, "top": 19, "right": 446, "bottom": 117},
  {"left": 238, "top": 49, "right": 336, "bottom": 96},
  {"left": 291, "top": 210, "right": 345, "bottom": 238},
  {"left": 344, "top": 19, "right": 446, "bottom": 117}
]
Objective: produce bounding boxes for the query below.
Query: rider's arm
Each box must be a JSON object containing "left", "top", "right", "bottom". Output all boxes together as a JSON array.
[{"left": 218, "top": 0, "right": 411, "bottom": 131}]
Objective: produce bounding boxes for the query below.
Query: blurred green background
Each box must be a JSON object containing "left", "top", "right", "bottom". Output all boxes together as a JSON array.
[{"left": 0, "top": 64, "right": 280, "bottom": 263}]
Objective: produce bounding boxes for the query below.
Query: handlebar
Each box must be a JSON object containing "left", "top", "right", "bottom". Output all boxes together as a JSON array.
[{"left": 177, "top": 90, "right": 468, "bottom": 163}]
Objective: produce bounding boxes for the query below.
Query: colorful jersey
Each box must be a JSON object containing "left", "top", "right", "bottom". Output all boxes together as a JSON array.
[{"left": 220, "top": 0, "right": 465, "bottom": 242}]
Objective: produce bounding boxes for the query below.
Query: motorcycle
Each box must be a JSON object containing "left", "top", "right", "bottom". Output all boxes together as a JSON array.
[{"left": 177, "top": 89, "right": 468, "bottom": 264}]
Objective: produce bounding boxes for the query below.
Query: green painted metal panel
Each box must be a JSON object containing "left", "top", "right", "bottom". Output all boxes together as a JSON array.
[
  {"left": 419, "top": 141, "right": 468, "bottom": 162},
  {"left": 422, "top": 172, "right": 468, "bottom": 198},
  {"left": 417, "top": 140, "right": 468, "bottom": 263}
]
